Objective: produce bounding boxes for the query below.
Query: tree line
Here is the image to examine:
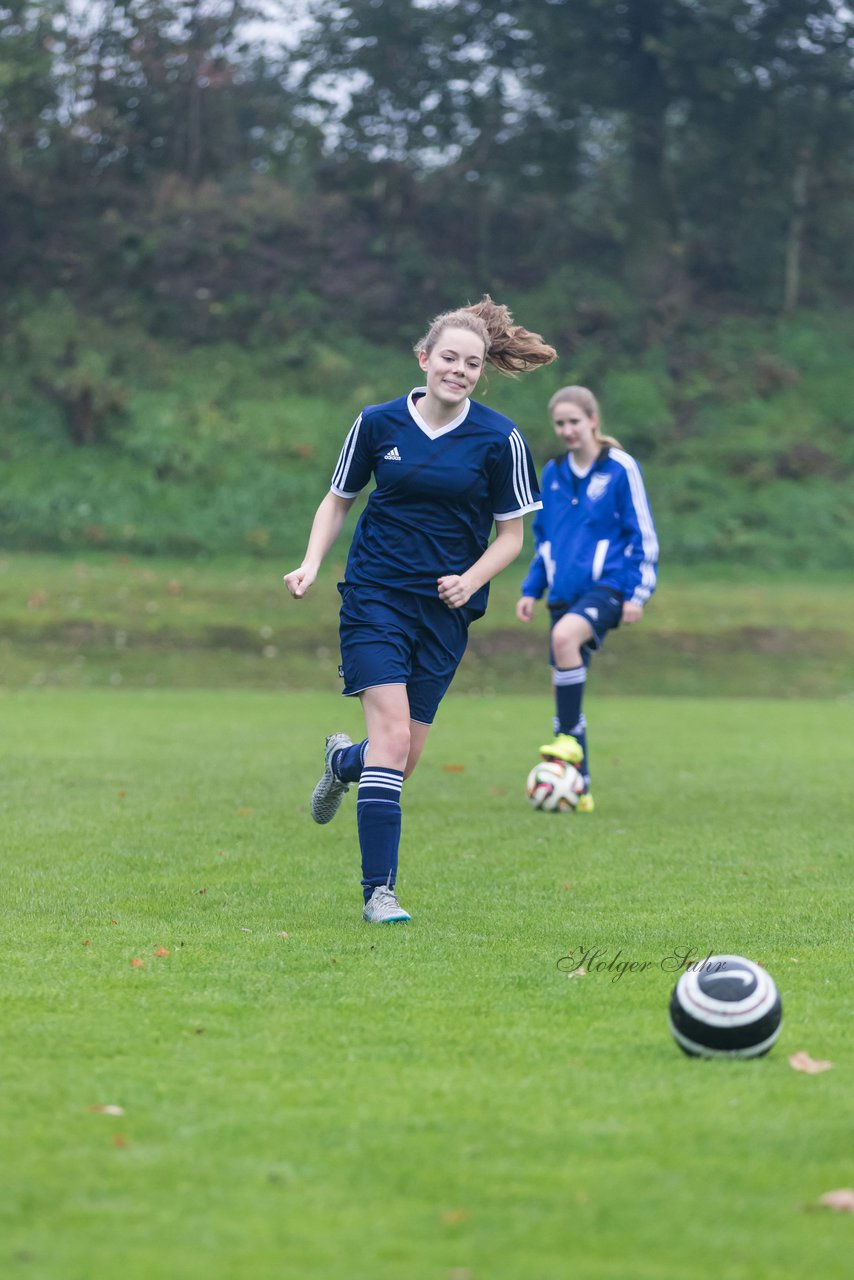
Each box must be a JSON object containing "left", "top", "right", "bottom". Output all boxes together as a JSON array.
[{"left": 2, "top": 0, "right": 854, "bottom": 343}]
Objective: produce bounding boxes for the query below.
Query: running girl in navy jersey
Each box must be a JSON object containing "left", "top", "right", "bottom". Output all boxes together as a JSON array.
[
  {"left": 284, "top": 297, "right": 556, "bottom": 922},
  {"left": 516, "top": 385, "right": 659, "bottom": 811}
]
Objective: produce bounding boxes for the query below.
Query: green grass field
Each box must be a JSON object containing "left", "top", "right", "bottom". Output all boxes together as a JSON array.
[
  {"left": 2, "top": 551, "right": 853, "bottom": 697},
  {"left": 2, "top": 681, "right": 852, "bottom": 1279}
]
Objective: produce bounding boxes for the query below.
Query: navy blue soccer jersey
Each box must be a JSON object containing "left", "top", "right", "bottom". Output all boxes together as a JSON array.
[{"left": 330, "top": 389, "right": 542, "bottom": 615}]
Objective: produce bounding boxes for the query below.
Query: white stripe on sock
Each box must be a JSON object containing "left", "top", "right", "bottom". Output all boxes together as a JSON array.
[{"left": 552, "top": 666, "right": 587, "bottom": 687}]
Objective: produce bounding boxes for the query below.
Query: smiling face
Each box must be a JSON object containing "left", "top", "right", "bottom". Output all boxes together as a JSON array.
[{"left": 418, "top": 325, "right": 486, "bottom": 420}]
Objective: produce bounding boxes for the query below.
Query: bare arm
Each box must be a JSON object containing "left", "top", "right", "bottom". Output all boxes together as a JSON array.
[
  {"left": 283, "top": 491, "right": 356, "bottom": 599},
  {"left": 437, "top": 517, "right": 525, "bottom": 610}
]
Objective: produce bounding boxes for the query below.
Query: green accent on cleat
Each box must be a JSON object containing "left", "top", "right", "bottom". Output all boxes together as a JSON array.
[
  {"left": 538, "top": 733, "right": 584, "bottom": 765},
  {"left": 362, "top": 885, "right": 411, "bottom": 923}
]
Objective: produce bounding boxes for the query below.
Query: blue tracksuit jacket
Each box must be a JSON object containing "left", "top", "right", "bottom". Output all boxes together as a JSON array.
[{"left": 521, "top": 448, "right": 658, "bottom": 607}]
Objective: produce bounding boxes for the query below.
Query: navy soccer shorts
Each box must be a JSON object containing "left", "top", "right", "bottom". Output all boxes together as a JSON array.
[
  {"left": 337, "top": 584, "right": 474, "bottom": 724},
  {"left": 548, "top": 585, "right": 624, "bottom": 659}
]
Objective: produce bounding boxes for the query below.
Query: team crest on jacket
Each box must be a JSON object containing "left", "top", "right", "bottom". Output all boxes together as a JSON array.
[{"left": 587, "top": 474, "right": 611, "bottom": 501}]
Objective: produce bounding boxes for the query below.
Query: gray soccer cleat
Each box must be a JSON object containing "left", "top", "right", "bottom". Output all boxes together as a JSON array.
[
  {"left": 362, "top": 885, "right": 411, "bottom": 924},
  {"left": 310, "top": 732, "right": 353, "bottom": 824}
]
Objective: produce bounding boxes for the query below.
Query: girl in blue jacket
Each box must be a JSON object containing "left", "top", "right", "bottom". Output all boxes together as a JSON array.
[{"left": 516, "top": 386, "right": 659, "bottom": 810}]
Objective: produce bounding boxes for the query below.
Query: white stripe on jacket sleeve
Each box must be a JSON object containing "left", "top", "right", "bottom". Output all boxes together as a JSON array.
[{"left": 611, "top": 448, "right": 659, "bottom": 603}]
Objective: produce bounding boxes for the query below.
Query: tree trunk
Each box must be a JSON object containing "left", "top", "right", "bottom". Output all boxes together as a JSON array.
[
  {"left": 622, "top": 0, "right": 678, "bottom": 298},
  {"left": 783, "top": 149, "right": 810, "bottom": 314}
]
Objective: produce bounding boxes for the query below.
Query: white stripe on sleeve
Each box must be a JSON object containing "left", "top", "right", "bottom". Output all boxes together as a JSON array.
[
  {"left": 508, "top": 429, "right": 534, "bottom": 509},
  {"left": 611, "top": 448, "right": 659, "bottom": 603},
  {"left": 331, "top": 413, "right": 363, "bottom": 494}
]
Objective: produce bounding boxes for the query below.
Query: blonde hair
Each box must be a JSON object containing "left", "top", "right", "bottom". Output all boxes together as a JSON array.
[
  {"left": 415, "top": 294, "right": 557, "bottom": 376},
  {"left": 548, "top": 385, "right": 622, "bottom": 451}
]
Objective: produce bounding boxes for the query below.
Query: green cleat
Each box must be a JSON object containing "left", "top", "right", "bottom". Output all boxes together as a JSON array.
[
  {"left": 576, "top": 793, "right": 595, "bottom": 813},
  {"left": 538, "top": 733, "right": 584, "bottom": 765}
]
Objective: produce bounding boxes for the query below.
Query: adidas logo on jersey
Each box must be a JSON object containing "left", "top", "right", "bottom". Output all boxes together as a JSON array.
[{"left": 383, "top": 446, "right": 402, "bottom": 461}]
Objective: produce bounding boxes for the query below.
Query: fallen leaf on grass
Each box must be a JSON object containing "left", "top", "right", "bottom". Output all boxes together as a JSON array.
[
  {"left": 278, "top": 932, "right": 289, "bottom": 938},
  {"left": 440, "top": 1209, "right": 471, "bottom": 1226},
  {"left": 130, "top": 957, "right": 144, "bottom": 969},
  {"left": 789, "top": 1051, "right": 833, "bottom": 1074},
  {"left": 235, "top": 807, "right": 253, "bottom": 816},
  {"left": 818, "top": 1189, "right": 854, "bottom": 1212},
  {"left": 89, "top": 1104, "right": 125, "bottom": 1116},
  {"left": 153, "top": 946, "right": 170, "bottom": 957},
  {"left": 82, "top": 939, "right": 92, "bottom": 947},
  {"left": 442, "top": 763, "right": 465, "bottom": 773},
  {"left": 112, "top": 1134, "right": 127, "bottom": 1148}
]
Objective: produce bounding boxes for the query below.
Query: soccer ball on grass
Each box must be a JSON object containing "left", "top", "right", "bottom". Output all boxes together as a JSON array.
[
  {"left": 668, "top": 954, "right": 783, "bottom": 1058},
  {"left": 526, "top": 759, "right": 585, "bottom": 812}
]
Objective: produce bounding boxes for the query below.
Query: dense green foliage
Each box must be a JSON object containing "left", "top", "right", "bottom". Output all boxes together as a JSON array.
[
  {"left": 2, "top": 4, "right": 852, "bottom": 566},
  {"left": 2, "top": 294, "right": 852, "bottom": 566},
  {"left": 3, "top": 2, "right": 854, "bottom": 319},
  {"left": 2, "top": 688, "right": 851, "bottom": 1278}
]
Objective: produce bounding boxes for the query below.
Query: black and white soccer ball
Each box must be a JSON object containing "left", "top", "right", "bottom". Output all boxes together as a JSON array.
[
  {"left": 526, "top": 759, "right": 585, "bottom": 812},
  {"left": 668, "top": 955, "right": 783, "bottom": 1059}
]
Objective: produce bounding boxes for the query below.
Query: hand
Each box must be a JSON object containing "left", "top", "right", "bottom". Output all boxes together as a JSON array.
[
  {"left": 437, "top": 574, "right": 473, "bottom": 609},
  {"left": 622, "top": 601, "right": 643, "bottom": 625},
  {"left": 516, "top": 596, "right": 536, "bottom": 622},
  {"left": 284, "top": 564, "right": 318, "bottom": 599}
]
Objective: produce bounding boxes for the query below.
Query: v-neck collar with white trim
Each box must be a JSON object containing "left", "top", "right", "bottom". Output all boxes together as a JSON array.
[
  {"left": 407, "top": 387, "right": 471, "bottom": 439},
  {"left": 567, "top": 453, "right": 597, "bottom": 480}
]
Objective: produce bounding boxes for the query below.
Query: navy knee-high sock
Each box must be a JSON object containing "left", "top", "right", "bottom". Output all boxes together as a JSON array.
[
  {"left": 553, "top": 664, "right": 590, "bottom": 787},
  {"left": 553, "top": 664, "right": 586, "bottom": 737},
  {"left": 357, "top": 767, "right": 404, "bottom": 902},
  {"left": 331, "top": 738, "right": 367, "bottom": 784}
]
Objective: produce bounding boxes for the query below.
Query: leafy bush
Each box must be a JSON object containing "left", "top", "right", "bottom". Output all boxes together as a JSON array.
[{"left": 1, "top": 294, "right": 852, "bottom": 568}]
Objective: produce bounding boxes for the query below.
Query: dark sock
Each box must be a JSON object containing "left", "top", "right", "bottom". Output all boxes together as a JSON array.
[
  {"left": 332, "top": 738, "right": 368, "bottom": 784},
  {"left": 553, "top": 665, "right": 585, "bottom": 737},
  {"left": 356, "top": 766, "right": 404, "bottom": 902}
]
